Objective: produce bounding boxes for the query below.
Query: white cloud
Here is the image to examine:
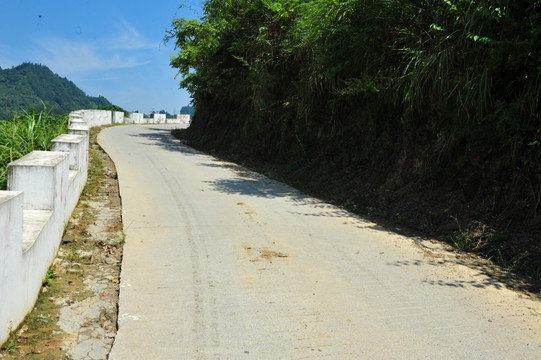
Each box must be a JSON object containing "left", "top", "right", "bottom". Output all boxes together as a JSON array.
[
  {"left": 105, "top": 19, "right": 158, "bottom": 50},
  {"left": 30, "top": 19, "right": 156, "bottom": 75}
]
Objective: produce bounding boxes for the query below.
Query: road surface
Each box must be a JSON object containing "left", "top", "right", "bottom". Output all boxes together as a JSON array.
[{"left": 98, "top": 125, "right": 541, "bottom": 359}]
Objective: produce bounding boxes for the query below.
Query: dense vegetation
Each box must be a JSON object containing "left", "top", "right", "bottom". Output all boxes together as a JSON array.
[
  {"left": 0, "top": 63, "right": 111, "bottom": 120},
  {"left": 180, "top": 105, "right": 195, "bottom": 117},
  {"left": 168, "top": 0, "right": 541, "bottom": 279},
  {"left": 0, "top": 110, "right": 68, "bottom": 190}
]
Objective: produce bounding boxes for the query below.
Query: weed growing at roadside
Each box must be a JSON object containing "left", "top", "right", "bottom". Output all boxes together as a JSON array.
[
  {"left": 0, "top": 331, "right": 16, "bottom": 353},
  {"left": 43, "top": 266, "right": 56, "bottom": 287}
]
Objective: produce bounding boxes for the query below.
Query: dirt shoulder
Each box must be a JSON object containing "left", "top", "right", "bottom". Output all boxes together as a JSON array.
[{"left": 1, "top": 126, "right": 123, "bottom": 359}]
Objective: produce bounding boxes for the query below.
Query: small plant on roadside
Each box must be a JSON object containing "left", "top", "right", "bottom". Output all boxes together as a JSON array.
[
  {"left": 447, "top": 216, "right": 470, "bottom": 251},
  {"left": 43, "top": 266, "right": 56, "bottom": 287},
  {"left": 449, "top": 232, "right": 469, "bottom": 251},
  {"left": 1, "top": 330, "right": 16, "bottom": 353},
  {"left": 35, "top": 317, "right": 49, "bottom": 325}
]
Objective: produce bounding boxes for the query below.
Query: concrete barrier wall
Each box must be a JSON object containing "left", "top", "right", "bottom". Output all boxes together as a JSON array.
[
  {"left": 0, "top": 192, "right": 24, "bottom": 345},
  {"left": 127, "top": 112, "right": 144, "bottom": 124},
  {"left": 150, "top": 113, "right": 166, "bottom": 124},
  {"left": 51, "top": 134, "right": 88, "bottom": 222},
  {"left": 73, "top": 110, "right": 190, "bottom": 127},
  {"left": 84, "top": 111, "right": 190, "bottom": 126},
  {"left": 83, "top": 110, "right": 112, "bottom": 127},
  {"left": 68, "top": 110, "right": 85, "bottom": 127},
  {"left": 112, "top": 111, "right": 124, "bottom": 124},
  {"left": 167, "top": 114, "right": 191, "bottom": 125},
  {"left": 0, "top": 111, "right": 91, "bottom": 346}
]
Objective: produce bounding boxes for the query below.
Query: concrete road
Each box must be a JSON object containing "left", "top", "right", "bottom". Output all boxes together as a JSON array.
[{"left": 99, "top": 125, "right": 541, "bottom": 359}]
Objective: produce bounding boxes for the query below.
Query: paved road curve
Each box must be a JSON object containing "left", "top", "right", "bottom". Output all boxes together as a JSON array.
[{"left": 99, "top": 125, "right": 541, "bottom": 359}]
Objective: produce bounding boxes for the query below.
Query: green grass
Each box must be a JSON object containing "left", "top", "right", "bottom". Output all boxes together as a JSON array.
[{"left": 0, "top": 109, "right": 68, "bottom": 190}]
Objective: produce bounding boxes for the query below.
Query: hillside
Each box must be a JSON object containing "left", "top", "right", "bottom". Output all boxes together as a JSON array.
[
  {"left": 168, "top": 0, "right": 541, "bottom": 281},
  {"left": 0, "top": 63, "right": 111, "bottom": 119}
]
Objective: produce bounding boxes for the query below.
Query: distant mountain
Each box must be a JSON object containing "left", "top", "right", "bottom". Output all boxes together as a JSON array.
[{"left": 0, "top": 63, "right": 112, "bottom": 120}]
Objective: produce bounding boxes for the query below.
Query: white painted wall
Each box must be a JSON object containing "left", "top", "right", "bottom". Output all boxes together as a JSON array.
[
  {"left": 150, "top": 113, "right": 166, "bottom": 124},
  {"left": 168, "top": 114, "right": 191, "bottom": 125},
  {"left": 83, "top": 110, "right": 112, "bottom": 127},
  {"left": 68, "top": 110, "right": 85, "bottom": 127},
  {"left": 51, "top": 134, "right": 88, "bottom": 222},
  {"left": 127, "top": 112, "right": 144, "bottom": 124},
  {"left": 0, "top": 192, "right": 24, "bottom": 342},
  {"left": 112, "top": 111, "right": 125, "bottom": 124},
  {"left": 1, "top": 151, "right": 71, "bottom": 346},
  {"left": 68, "top": 123, "right": 90, "bottom": 137},
  {"left": 0, "top": 111, "right": 90, "bottom": 346}
]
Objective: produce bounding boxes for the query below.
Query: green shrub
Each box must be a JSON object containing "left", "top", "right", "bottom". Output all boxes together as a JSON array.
[{"left": 0, "top": 109, "right": 68, "bottom": 190}]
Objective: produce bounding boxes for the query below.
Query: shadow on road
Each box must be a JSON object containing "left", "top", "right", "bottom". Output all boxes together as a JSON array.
[
  {"left": 127, "top": 125, "right": 202, "bottom": 156},
  {"left": 385, "top": 257, "right": 541, "bottom": 294},
  {"left": 204, "top": 177, "right": 296, "bottom": 199}
]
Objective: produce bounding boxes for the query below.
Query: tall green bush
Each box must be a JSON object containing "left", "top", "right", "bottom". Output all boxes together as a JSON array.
[
  {"left": 0, "top": 110, "right": 68, "bottom": 190},
  {"left": 168, "top": 0, "right": 541, "bottom": 218}
]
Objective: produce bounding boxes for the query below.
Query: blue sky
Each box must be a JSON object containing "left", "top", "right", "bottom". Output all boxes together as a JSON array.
[{"left": 0, "top": 1, "right": 203, "bottom": 114}]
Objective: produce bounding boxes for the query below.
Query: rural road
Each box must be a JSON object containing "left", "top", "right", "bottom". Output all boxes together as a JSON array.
[{"left": 98, "top": 125, "right": 541, "bottom": 359}]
